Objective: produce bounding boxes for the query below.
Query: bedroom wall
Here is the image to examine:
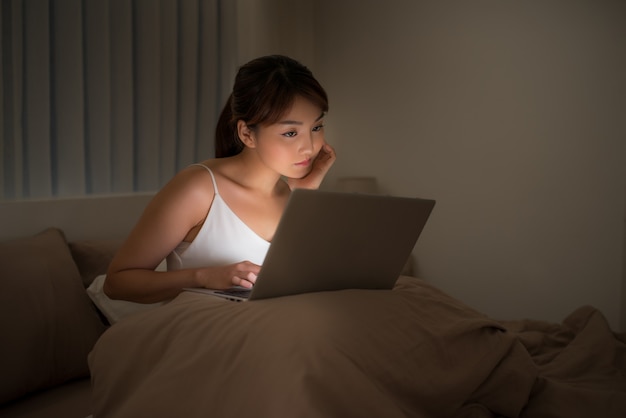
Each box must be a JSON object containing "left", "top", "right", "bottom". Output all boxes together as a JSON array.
[
  {"left": 313, "top": 0, "right": 626, "bottom": 330},
  {"left": 235, "top": 0, "right": 315, "bottom": 68},
  {"left": 236, "top": 0, "right": 626, "bottom": 330}
]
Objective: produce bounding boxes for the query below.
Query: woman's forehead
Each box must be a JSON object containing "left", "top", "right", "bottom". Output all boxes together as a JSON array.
[{"left": 276, "top": 96, "right": 325, "bottom": 123}]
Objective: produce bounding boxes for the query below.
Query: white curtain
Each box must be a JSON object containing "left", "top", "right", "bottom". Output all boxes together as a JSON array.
[{"left": 1, "top": 0, "right": 237, "bottom": 199}]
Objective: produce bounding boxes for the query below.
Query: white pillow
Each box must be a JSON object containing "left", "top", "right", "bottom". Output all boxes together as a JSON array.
[{"left": 86, "top": 260, "right": 167, "bottom": 324}]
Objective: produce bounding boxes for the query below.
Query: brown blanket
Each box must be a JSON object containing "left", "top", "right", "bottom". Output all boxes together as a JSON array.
[
  {"left": 88, "top": 277, "right": 626, "bottom": 418},
  {"left": 502, "top": 305, "right": 626, "bottom": 418}
]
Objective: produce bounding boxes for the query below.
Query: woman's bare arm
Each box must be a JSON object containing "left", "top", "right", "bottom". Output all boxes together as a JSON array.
[{"left": 104, "top": 167, "right": 260, "bottom": 303}]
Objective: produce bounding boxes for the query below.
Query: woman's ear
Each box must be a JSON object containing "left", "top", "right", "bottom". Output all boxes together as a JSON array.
[{"left": 237, "top": 120, "right": 256, "bottom": 148}]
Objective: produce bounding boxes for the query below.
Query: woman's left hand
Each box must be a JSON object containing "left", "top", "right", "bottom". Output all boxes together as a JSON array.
[{"left": 288, "top": 143, "right": 337, "bottom": 190}]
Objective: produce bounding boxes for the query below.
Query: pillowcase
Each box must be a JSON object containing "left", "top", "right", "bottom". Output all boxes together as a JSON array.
[
  {"left": 0, "top": 228, "right": 107, "bottom": 405},
  {"left": 86, "top": 259, "right": 168, "bottom": 324},
  {"left": 69, "top": 239, "right": 122, "bottom": 288}
]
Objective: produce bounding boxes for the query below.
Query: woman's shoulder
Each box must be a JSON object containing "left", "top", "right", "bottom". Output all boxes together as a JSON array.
[
  {"left": 157, "top": 161, "right": 219, "bottom": 203},
  {"left": 187, "top": 158, "right": 233, "bottom": 179},
  {"left": 128, "top": 162, "right": 219, "bottom": 240}
]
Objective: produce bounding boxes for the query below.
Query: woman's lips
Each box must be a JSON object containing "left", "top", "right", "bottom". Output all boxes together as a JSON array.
[{"left": 295, "top": 158, "right": 312, "bottom": 167}]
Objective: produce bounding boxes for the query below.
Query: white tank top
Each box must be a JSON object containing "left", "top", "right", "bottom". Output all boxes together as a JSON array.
[{"left": 166, "top": 164, "right": 270, "bottom": 270}]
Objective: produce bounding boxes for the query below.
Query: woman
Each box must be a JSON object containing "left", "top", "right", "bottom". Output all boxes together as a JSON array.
[{"left": 104, "top": 55, "right": 336, "bottom": 303}]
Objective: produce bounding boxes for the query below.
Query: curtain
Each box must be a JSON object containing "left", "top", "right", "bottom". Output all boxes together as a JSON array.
[{"left": 1, "top": 0, "right": 237, "bottom": 199}]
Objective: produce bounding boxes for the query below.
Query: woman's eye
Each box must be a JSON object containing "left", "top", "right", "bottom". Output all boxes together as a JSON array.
[
  {"left": 312, "top": 124, "right": 324, "bottom": 132},
  {"left": 283, "top": 131, "right": 297, "bottom": 138}
]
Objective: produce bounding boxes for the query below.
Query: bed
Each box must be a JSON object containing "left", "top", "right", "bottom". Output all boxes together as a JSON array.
[
  {"left": 88, "top": 277, "right": 626, "bottom": 417},
  {"left": 2, "top": 194, "right": 625, "bottom": 417}
]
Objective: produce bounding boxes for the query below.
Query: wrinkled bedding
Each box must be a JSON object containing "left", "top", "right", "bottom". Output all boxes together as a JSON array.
[{"left": 88, "top": 276, "right": 626, "bottom": 418}]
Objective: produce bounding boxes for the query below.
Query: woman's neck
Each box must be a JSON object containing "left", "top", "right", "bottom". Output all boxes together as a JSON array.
[{"left": 218, "top": 151, "right": 286, "bottom": 198}]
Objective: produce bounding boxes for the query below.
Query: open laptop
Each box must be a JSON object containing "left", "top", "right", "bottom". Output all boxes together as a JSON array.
[{"left": 184, "top": 188, "right": 435, "bottom": 302}]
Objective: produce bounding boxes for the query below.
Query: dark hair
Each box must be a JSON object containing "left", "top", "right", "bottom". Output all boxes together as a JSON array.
[{"left": 215, "top": 55, "right": 329, "bottom": 158}]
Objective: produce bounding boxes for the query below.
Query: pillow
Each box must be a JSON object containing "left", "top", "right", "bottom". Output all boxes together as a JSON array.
[
  {"left": 69, "top": 239, "right": 122, "bottom": 288},
  {"left": 0, "top": 228, "right": 108, "bottom": 405},
  {"left": 86, "top": 259, "right": 168, "bottom": 324}
]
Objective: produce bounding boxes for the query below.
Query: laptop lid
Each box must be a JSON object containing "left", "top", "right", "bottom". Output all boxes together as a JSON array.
[{"left": 245, "top": 188, "right": 436, "bottom": 300}]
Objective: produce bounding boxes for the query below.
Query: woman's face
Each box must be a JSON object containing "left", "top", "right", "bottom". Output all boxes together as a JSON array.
[{"left": 250, "top": 96, "right": 326, "bottom": 179}]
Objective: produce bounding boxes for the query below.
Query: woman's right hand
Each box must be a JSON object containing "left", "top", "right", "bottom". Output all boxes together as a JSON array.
[{"left": 198, "top": 261, "right": 261, "bottom": 290}]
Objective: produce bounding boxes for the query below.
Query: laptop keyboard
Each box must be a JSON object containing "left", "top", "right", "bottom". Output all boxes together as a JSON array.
[{"left": 215, "top": 287, "right": 252, "bottom": 299}]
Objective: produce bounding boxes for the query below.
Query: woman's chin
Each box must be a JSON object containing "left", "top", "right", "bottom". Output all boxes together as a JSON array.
[{"left": 288, "top": 167, "right": 313, "bottom": 179}]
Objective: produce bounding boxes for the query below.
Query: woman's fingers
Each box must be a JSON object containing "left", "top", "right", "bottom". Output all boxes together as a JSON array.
[
  {"left": 287, "top": 143, "right": 337, "bottom": 190},
  {"left": 230, "top": 261, "right": 260, "bottom": 288},
  {"left": 232, "top": 272, "right": 257, "bottom": 288}
]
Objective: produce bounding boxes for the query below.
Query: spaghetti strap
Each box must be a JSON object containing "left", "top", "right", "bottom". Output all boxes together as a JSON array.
[{"left": 190, "top": 163, "right": 219, "bottom": 195}]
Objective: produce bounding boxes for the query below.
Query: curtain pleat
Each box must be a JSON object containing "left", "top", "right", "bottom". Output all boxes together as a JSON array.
[
  {"left": 159, "top": 0, "right": 178, "bottom": 186},
  {"left": 23, "top": 0, "right": 52, "bottom": 198},
  {"left": 0, "top": 2, "right": 4, "bottom": 197},
  {"left": 84, "top": 0, "right": 112, "bottom": 195},
  {"left": 52, "top": 0, "right": 86, "bottom": 196},
  {"left": 110, "top": 0, "right": 134, "bottom": 194},
  {"left": 1, "top": 0, "right": 234, "bottom": 199},
  {"left": 134, "top": 0, "right": 161, "bottom": 192},
  {"left": 196, "top": 0, "right": 220, "bottom": 165},
  {"left": 176, "top": 0, "right": 200, "bottom": 176}
]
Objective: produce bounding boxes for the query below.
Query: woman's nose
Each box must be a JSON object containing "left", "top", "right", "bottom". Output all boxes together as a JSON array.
[{"left": 299, "top": 133, "right": 315, "bottom": 154}]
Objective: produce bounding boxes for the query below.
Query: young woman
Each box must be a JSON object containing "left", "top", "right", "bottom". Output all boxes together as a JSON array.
[{"left": 104, "top": 55, "right": 336, "bottom": 303}]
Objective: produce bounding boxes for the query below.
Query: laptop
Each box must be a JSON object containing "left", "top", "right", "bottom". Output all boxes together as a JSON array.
[{"left": 184, "top": 188, "right": 435, "bottom": 302}]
